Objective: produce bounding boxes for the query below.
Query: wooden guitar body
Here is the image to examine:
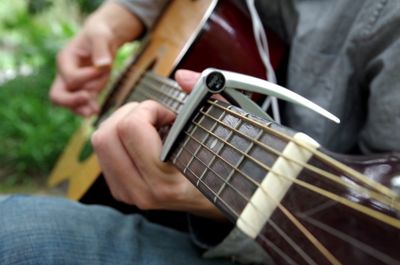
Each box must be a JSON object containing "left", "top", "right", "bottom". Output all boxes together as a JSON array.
[{"left": 48, "top": 0, "right": 285, "bottom": 199}]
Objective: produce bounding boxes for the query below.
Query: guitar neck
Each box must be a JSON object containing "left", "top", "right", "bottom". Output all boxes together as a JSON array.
[
  {"left": 167, "top": 99, "right": 400, "bottom": 264},
  {"left": 103, "top": 71, "right": 400, "bottom": 264},
  {"left": 126, "top": 72, "right": 187, "bottom": 114}
]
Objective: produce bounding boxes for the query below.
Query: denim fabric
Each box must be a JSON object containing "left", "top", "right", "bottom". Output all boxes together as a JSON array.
[{"left": 0, "top": 196, "right": 234, "bottom": 265}]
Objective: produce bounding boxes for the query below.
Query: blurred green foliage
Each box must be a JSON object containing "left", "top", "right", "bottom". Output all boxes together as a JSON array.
[
  {"left": 0, "top": 0, "right": 138, "bottom": 192},
  {"left": 0, "top": 0, "right": 100, "bottom": 189}
]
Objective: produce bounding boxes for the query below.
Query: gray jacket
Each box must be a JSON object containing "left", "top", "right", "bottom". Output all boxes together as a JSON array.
[{"left": 115, "top": 0, "right": 400, "bottom": 264}]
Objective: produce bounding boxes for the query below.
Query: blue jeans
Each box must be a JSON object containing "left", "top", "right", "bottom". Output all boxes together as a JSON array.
[{"left": 0, "top": 195, "right": 234, "bottom": 265}]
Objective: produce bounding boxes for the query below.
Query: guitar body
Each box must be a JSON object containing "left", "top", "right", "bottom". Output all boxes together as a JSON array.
[
  {"left": 255, "top": 151, "right": 400, "bottom": 264},
  {"left": 48, "top": 0, "right": 286, "bottom": 200}
]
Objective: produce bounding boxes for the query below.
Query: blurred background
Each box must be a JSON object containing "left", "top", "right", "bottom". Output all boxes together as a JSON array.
[{"left": 0, "top": 0, "right": 126, "bottom": 194}]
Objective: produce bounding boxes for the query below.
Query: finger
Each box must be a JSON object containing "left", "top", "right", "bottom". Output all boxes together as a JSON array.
[
  {"left": 49, "top": 75, "right": 92, "bottom": 109},
  {"left": 174, "top": 69, "right": 201, "bottom": 93},
  {"left": 90, "top": 35, "right": 113, "bottom": 67},
  {"left": 117, "top": 101, "right": 176, "bottom": 174},
  {"left": 57, "top": 38, "right": 109, "bottom": 90},
  {"left": 91, "top": 102, "right": 152, "bottom": 205},
  {"left": 80, "top": 72, "right": 110, "bottom": 92},
  {"left": 74, "top": 100, "right": 99, "bottom": 117}
]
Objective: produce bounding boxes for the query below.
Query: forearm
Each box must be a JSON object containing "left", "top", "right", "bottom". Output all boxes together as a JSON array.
[{"left": 85, "top": 1, "right": 145, "bottom": 47}]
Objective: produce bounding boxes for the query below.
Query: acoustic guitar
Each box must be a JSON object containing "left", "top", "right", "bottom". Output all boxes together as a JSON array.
[
  {"left": 47, "top": 0, "right": 286, "bottom": 199},
  {"left": 91, "top": 66, "right": 400, "bottom": 264},
  {"left": 163, "top": 92, "right": 400, "bottom": 265},
  {"left": 48, "top": 0, "right": 400, "bottom": 264}
]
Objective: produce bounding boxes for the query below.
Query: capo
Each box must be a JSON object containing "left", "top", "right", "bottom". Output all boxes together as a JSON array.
[{"left": 161, "top": 68, "right": 340, "bottom": 161}]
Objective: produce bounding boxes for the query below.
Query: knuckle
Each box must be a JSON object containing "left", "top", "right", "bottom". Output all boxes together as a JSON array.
[
  {"left": 116, "top": 116, "right": 136, "bottom": 139},
  {"left": 141, "top": 100, "right": 159, "bottom": 112},
  {"left": 154, "top": 184, "right": 182, "bottom": 202},
  {"left": 91, "top": 129, "right": 106, "bottom": 150},
  {"left": 135, "top": 197, "right": 154, "bottom": 210}
]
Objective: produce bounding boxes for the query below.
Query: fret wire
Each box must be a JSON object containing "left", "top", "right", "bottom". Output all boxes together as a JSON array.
[
  {"left": 130, "top": 88, "right": 171, "bottom": 109},
  {"left": 126, "top": 90, "right": 142, "bottom": 103},
  {"left": 141, "top": 78, "right": 186, "bottom": 104},
  {"left": 192, "top": 117, "right": 400, "bottom": 229},
  {"left": 183, "top": 113, "right": 209, "bottom": 176},
  {"left": 185, "top": 105, "right": 226, "bottom": 181},
  {"left": 175, "top": 134, "right": 321, "bottom": 265},
  {"left": 178, "top": 124, "right": 285, "bottom": 224},
  {"left": 208, "top": 100, "right": 396, "bottom": 199},
  {"left": 145, "top": 71, "right": 179, "bottom": 88},
  {"left": 174, "top": 156, "right": 300, "bottom": 265},
  {"left": 196, "top": 130, "right": 232, "bottom": 189},
  {"left": 177, "top": 139, "right": 251, "bottom": 205},
  {"left": 199, "top": 105, "right": 238, "bottom": 184},
  {"left": 132, "top": 87, "right": 180, "bottom": 114},
  {"left": 171, "top": 129, "right": 191, "bottom": 165},
  {"left": 192, "top": 120, "right": 270, "bottom": 187},
  {"left": 201, "top": 105, "right": 398, "bottom": 209},
  {"left": 141, "top": 81, "right": 185, "bottom": 111},
  {"left": 200, "top": 127, "right": 235, "bottom": 200},
  {"left": 214, "top": 115, "right": 262, "bottom": 203}
]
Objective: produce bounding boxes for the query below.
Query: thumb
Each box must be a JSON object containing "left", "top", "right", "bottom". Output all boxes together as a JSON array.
[
  {"left": 91, "top": 36, "right": 113, "bottom": 68},
  {"left": 175, "top": 69, "right": 201, "bottom": 93}
]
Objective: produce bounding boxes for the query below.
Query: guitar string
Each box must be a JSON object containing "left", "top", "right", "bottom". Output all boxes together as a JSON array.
[
  {"left": 178, "top": 126, "right": 396, "bottom": 265},
  {"left": 298, "top": 215, "right": 400, "bottom": 265},
  {"left": 120, "top": 72, "right": 396, "bottom": 262},
  {"left": 171, "top": 153, "right": 303, "bottom": 265},
  {"left": 174, "top": 132, "right": 319, "bottom": 265},
  {"left": 200, "top": 107, "right": 399, "bottom": 210},
  {"left": 132, "top": 74, "right": 399, "bottom": 218},
  {"left": 171, "top": 122, "right": 315, "bottom": 264},
  {"left": 208, "top": 100, "right": 397, "bottom": 199},
  {"left": 211, "top": 100, "right": 397, "bottom": 198},
  {"left": 136, "top": 73, "right": 397, "bottom": 202},
  {"left": 181, "top": 126, "right": 340, "bottom": 265},
  {"left": 130, "top": 74, "right": 399, "bottom": 230},
  {"left": 180, "top": 119, "right": 398, "bottom": 264},
  {"left": 190, "top": 105, "right": 400, "bottom": 229},
  {"left": 174, "top": 113, "right": 318, "bottom": 264},
  {"left": 130, "top": 82, "right": 184, "bottom": 114},
  {"left": 141, "top": 78, "right": 187, "bottom": 105}
]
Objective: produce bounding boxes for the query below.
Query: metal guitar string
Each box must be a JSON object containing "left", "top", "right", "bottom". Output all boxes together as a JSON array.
[{"left": 246, "top": 0, "right": 281, "bottom": 123}]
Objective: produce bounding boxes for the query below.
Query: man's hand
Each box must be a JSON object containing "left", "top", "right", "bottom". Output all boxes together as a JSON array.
[
  {"left": 91, "top": 70, "right": 225, "bottom": 220},
  {"left": 49, "top": 2, "right": 144, "bottom": 116}
]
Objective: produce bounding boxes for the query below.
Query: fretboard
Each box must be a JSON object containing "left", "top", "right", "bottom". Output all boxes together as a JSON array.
[
  {"left": 167, "top": 99, "right": 400, "bottom": 265},
  {"left": 126, "top": 72, "right": 187, "bottom": 114},
  {"left": 95, "top": 71, "right": 187, "bottom": 127}
]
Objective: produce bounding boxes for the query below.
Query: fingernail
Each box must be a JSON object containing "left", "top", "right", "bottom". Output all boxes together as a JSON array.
[{"left": 94, "top": 57, "right": 111, "bottom": 68}]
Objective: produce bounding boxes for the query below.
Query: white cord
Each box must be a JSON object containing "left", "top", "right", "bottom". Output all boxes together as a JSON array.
[{"left": 246, "top": 0, "right": 281, "bottom": 123}]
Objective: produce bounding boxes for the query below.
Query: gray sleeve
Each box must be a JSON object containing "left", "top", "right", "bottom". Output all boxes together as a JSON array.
[
  {"left": 203, "top": 228, "right": 275, "bottom": 265},
  {"left": 112, "top": 0, "right": 170, "bottom": 29},
  {"left": 186, "top": 214, "right": 273, "bottom": 264},
  {"left": 359, "top": 47, "right": 400, "bottom": 153},
  {"left": 358, "top": 4, "right": 400, "bottom": 153}
]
